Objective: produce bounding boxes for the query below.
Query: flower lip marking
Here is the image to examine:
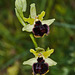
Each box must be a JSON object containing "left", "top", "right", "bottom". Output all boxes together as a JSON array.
[
  {"left": 35, "top": 21, "right": 42, "bottom": 26},
  {"left": 37, "top": 57, "right": 45, "bottom": 63},
  {"left": 33, "top": 57, "right": 49, "bottom": 75},
  {"left": 33, "top": 21, "right": 49, "bottom": 37}
]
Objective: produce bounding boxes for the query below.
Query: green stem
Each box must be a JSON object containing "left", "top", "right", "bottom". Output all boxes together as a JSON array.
[{"left": 30, "top": 34, "right": 38, "bottom": 48}]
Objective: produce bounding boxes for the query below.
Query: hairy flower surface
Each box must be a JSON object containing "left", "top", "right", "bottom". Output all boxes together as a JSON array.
[
  {"left": 33, "top": 21, "right": 49, "bottom": 37},
  {"left": 23, "top": 47, "right": 57, "bottom": 75},
  {"left": 15, "top": 0, "right": 55, "bottom": 37},
  {"left": 32, "top": 57, "right": 49, "bottom": 75}
]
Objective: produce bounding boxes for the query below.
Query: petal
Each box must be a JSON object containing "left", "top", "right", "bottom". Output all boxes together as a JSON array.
[
  {"left": 42, "top": 19, "right": 55, "bottom": 26},
  {"left": 30, "top": 3, "right": 36, "bottom": 19},
  {"left": 38, "top": 11, "right": 45, "bottom": 21},
  {"left": 30, "top": 49, "right": 38, "bottom": 57},
  {"left": 45, "top": 58, "right": 57, "bottom": 66},
  {"left": 22, "top": 24, "right": 34, "bottom": 32},
  {"left": 23, "top": 17, "right": 34, "bottom": 25},
  {"left": 15, "top": 8, "right": 26, "bottom": 26},
  {"left": 23, "top": 58, "right": 37, "bottom": 66},
  {"left": 43, "top": 49, "right": 54, "bottom": 58}
]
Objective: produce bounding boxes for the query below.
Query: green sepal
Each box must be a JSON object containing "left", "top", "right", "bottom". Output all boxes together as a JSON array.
[
  {"left": 22, "top": 24, "right": 34, "bottom": 32},
  {"left": 42, "top": 19, "right": 55, "bottom": 26},
  {"left": 15, "top": 0, "right": 27, "bottom": 18},
  {"left": 15, "top": 8, "right": 26, "bottom": 26},
  {"left": 30, "top": 3, "right": 36, "bottom": 19}
]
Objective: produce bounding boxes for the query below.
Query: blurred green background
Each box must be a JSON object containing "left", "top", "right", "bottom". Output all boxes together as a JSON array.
[{"left": 0, "top": 0, "right": 75, "bottom": 75}]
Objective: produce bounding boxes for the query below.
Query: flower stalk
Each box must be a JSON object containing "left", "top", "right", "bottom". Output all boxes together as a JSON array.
[{"left": 30, "top": 34, "right": 38, "bottom": 48}]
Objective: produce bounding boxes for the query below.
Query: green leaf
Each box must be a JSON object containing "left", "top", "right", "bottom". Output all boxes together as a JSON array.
[
  {"left": 22, "top": 24, "right": 34, "bottom": 32},
  {"left": 15, "top": 0, "right": 27, "bottom": 18},
  {"left": 30, "top": 3, "right": 36, "bottom": 19},
  {"left": 15, "top": 8, "right": 26, "bottom": 26},
  {"left": 42, "top": 19, "right": 55, "bottom": 26}
]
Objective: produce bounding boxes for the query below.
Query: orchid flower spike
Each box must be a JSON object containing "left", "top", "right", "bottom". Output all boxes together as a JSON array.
[
  {"left": 23, "top": 47, "right": 57, "bottom": 75},
  {"left": 15, "top": 0, "right": 55, "bottom": 37}
]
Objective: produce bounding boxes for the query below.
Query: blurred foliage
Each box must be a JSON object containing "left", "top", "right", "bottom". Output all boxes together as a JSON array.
[{"left": 0, "top": 0, "right": 75, "bottom": 75}]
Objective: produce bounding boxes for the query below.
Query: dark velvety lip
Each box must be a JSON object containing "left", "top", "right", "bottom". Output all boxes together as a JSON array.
[
  {"left": 35, "top": 21, "right": 42, "bottom": 26},
  {"left": 33, "top": 21, "right": 49, "bottom": 37},
  {"left": 32, "top": 57, "right": 49, "bottom": 75}
]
